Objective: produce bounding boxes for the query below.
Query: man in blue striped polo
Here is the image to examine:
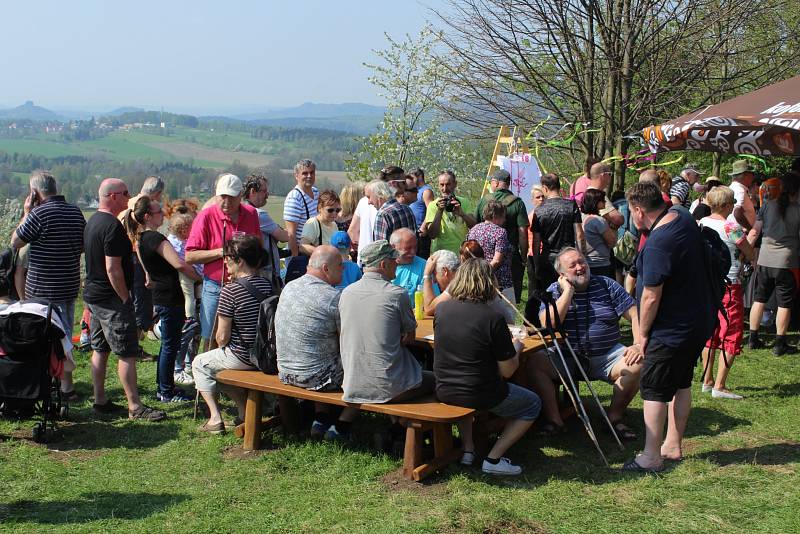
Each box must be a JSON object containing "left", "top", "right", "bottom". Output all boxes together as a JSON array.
[
  {"left": 11, "top": 170, "right": 85, "bottom": 399},
  {"left": 529, "top": 247, "right": 643, "bottom": 438}
]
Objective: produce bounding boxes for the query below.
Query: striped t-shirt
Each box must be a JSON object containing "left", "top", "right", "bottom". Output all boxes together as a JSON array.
[
  {"left": 283, "top": 186, "right": 319, "bottom": 241},
  {"left": 217, "top": 275, "right": 272, "bottom": 364},
  {"left": 669, "top": 177, "right": 692, "bottom": 209},
  {"left": 16, "top": 196, "right": 85, "bottom": 302},
  {"left": 541, "top": 275, "right": 635, "bottom": 359}
]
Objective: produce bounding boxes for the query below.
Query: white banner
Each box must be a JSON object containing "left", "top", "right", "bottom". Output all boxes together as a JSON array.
[{"left": 496, "top": 153, "right": 542, "bottom": 214}]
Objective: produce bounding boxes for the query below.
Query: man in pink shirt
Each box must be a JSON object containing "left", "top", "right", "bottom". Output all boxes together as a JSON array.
[{"left": 186, "top": 173, "right": 261, "bottom": 349}]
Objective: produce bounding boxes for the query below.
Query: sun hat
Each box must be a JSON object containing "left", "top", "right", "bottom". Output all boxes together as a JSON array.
[
  {"left": 682, "top": 163, "right": 705, "bottom": 175},
  {"left": 729, "top": 160, "right": 755, "bottom": 177},
  {"left": 360, "top": 240, "right": 399, "bottom": 267},
  {"left": 215, "top": 173, "right": 243, "bottom": 196}
]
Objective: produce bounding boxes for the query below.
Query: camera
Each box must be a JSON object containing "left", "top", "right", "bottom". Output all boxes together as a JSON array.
[{"left": 443, "top": 194, "right": 457, "bottom": 212}]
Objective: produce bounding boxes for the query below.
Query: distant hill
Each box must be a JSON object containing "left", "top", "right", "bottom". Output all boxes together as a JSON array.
[
  {"left": 106, "top": 106, "right": 145, "bottom": 116},
  {"left": 234, "top": 102, "right": 385, "bottom": 121},
  {"left": 250, "top": 116, "right": 379, "bottom": 135},
  {"left": 0, "top": 101, "right": 62, "bottom": 121}
]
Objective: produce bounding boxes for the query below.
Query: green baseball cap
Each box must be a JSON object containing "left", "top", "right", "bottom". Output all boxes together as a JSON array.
[{"left": 360, "top": 239, "right": 399, "bottom": 267}]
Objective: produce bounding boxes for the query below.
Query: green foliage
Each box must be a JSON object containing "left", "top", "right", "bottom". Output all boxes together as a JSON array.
[{"left": 0, "top": 198, "right": 22, "bottom": 242}]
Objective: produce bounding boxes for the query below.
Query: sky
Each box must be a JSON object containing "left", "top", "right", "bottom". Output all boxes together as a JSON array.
[{"left": 1, "top": 0, "right": 445, "bottom": 114}]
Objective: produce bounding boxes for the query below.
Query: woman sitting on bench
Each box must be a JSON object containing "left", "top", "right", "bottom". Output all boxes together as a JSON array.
[{"left": 193, "top": 235, "right": 272, "bottom": 434}]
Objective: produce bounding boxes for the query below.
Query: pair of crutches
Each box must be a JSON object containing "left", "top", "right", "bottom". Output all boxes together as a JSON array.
[{"left": 492, "top": 287, "right": 623, "bottom": 467}]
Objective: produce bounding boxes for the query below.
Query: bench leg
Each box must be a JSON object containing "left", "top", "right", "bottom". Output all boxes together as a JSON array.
[
  {"left": 403, "top": 423, "right": 424, "bottom": 480},
  {"left": 410, "top": 422, "right": 462, "bottom": 481},
  {"left": 277, "top": 395, "right": 300, "bottom": 435},
  {"left": 243, "top": 389, "right": 263, "bottom": 450}
]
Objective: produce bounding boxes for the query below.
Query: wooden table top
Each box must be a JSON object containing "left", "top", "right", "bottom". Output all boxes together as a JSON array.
[{"left": 413, "top": 317, "right": 553, "bottom": 355}]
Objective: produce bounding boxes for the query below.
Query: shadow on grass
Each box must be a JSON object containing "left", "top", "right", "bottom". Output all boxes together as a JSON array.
[
  {"left": 694, "top": 442, "right": 800, "bottom": 466},
  {"left": 49, "top": 419, "right": 181, "bottom": 450},
  {"left": 682, "top": 407, "right": 751, "bottom": 437},
  {"left": 0, "top": 491, "right": 189, "bottom": 524},
  {"left": 735, "top": 382, "right": 800, "bottom": 398}
]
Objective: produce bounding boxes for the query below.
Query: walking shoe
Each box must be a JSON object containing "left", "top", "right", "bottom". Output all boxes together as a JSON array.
[
  {"left": 310, "top": 420, "right": 329, "bottom": 440},
  {"left": 93, "top": 400, "right": 125, "bottom": 414},
  {"left": 461, "top": 451, "right": 476, "bottom": 466},
  {"left": 481, "top": 457, "right": 523, "bottom": 475},
  {"left": 773, "top": 342, "right": 797, "bottom": 356},
  {"left": 174, "top": 371, "right": 195, "bottom": 385},
  {"left": 157, "top": 389, "right": 192, "bottom": 403},
  {"left": 128, "top": 405, "right": 167, "bottom": 421},
  {"left": 747, "top": 337, "right": 765, "bottom": 350},
  {"left": 712, "top": 388, "right": 743, "bottom": 400},
  {"left": 199, "top": 421, "right": 225, "bottom": 434},
  {"left": 324, "top": 425, "right": 350, "bottom": 442},
  {"left": 701, "top": 384, "right": 713, "bottom": 393}
]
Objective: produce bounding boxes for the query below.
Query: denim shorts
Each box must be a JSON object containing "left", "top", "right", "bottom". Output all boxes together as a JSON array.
[
  {"left": 549, "top": 342, "right": 626, "bottom": 383},
  {"left": 199, "top": 277, "right": 221, "bottom": 339},
  {"left": 490, "top": 383, "right": 541, "bottom": 421},
  {"left": 87, "top": 297, "right": 139, "bottom": 358}
]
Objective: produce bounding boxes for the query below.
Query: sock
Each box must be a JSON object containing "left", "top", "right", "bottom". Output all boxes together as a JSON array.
[
  {"left": 314, "top": 412, "right": 331, "bottom": 427},
  {"left": 749, "top": 330, "right": 760, "bottom": 342},
  {"left": 335, "top": 420, "right": 352, "bottom": 434},
  {"left": 484, "top": 456, "right": 500, "bottom": 464}
]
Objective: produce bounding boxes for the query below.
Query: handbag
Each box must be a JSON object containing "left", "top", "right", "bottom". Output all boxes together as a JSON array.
[{"left": 284, "top": 218, "right": 322, "bottom": 283}]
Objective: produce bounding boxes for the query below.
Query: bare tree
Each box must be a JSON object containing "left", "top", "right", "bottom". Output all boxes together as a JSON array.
[{"left": 433, "top": 0, "right": 798, "bottom": 188}]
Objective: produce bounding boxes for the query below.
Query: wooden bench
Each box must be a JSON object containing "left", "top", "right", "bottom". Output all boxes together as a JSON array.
[{"left": 216, "top": 369, "right": 474, "bottom": 481}]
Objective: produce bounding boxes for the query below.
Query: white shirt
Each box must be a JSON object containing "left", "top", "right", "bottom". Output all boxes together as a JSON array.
[{"left": 355, "top": 196, "right": 377, "bottom": 261}]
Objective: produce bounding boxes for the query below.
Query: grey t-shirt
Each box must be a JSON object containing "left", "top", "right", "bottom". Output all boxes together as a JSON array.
[
  {"left": 756, "top": 200, "right": 800, "bottom": 269},
  {"left": 339, "top": 271, "right": 422, "bottom": 403},
  {"left": 583, "top": 215, "right": 612, "bottom": 267},
  {"left": 276, "top": 274, "right": 342, "bottom": 390}
]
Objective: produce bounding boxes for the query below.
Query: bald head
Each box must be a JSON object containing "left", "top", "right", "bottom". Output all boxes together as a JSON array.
[
  {"left": 390, "top": 227, "right": 417, "bottom": 264},
  {"left": 589, "top": 163, "right": 612, "bottom": 189},
  {"left": 98, "top": 178, "right": 129, "bottom": 215},
  {"left": 639, "top": 169, "right": 659, "bottom": 183},
  {"left": 307, "top": 245, "right": 344, "bottom": 286}
]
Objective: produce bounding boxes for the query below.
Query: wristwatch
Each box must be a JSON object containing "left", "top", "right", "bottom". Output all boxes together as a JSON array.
[{"left": 422, "top": 275, "right": 431, "bottom": 281}]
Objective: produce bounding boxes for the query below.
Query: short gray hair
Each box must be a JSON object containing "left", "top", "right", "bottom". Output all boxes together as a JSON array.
[
  {"left": 368, "top": 180, "right": 392, "bottom": 202},
  {"left": 431, "top": 249, "right": 459, "bottom": 275},
  {"left": 141, "top": 176, "right": 165, "bottom": 195},
  {"left": 294, "top": 159, "right": 316, "bottom": 174},
  {"left": 30, "top": 170, "right": 57, "bottom": 195},
  {"left": 554, "top": 247, "right": 583, "bottom": 273},
  {"left": 389, "top": 227, "right": 415, "bottom": 246}
]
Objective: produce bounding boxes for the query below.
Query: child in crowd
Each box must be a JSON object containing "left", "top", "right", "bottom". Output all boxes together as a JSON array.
[
  {"left": 167, "top": 212, "right": 203, "bottom": 385},
  {"left": 330, "top": 231, "right": 362, "bottom": 290}
]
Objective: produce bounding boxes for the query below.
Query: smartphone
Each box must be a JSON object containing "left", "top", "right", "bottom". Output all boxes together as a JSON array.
[{"left": 29, "top": 188, "right": 40, "bottom": 207}]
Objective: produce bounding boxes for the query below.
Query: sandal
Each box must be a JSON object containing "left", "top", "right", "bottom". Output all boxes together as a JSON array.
[
  {"left": 200, "top": 421, "right": 226, "bottom": 434},
  {"left": 621, "top": 458, "right": 664, "bottom": 473},
  {"left": 536, "top": 421, "right": 566, "bottom": 436},
  {"left": 128, "top": 405, "right": 167, "bottom": 422},
  {"left": 609, "top": 421, "right": 638, "bottom": 441},
  {"left": 61, "top": 389, "right": 80, "bottom": 402}
]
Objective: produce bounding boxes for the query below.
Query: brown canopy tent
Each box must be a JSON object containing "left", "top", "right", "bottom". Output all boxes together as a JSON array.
[{"left": 642, "top": 76, "right": 800, "bottom": 156}]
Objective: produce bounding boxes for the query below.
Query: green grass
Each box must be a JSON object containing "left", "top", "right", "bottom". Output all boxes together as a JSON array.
[{"left": 1, "top": 303, "right": 799, "bottom": 533}]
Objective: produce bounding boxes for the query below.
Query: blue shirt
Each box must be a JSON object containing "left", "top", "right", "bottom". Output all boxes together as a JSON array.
[
  {"left": 336, "top": 260, "right": 362, "bottom": 290},
  {"left": 541, "top": 276, "right": 634, "bottom": 359},
  {"left": 635, "top": 206, "right": 714, "bottom": 347},
  {"left": 392, "top": 256, "right": 439, "bottom": 307},
  {"left": 411, "top": 184, "right": 431, "bottom": 226}
]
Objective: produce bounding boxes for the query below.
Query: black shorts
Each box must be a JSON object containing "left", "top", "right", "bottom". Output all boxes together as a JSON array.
[
  {"left": 87, "top": 297, "right": 139, "bottom": 358},
  {"left": 753, "top": 266, "right": 796, "bottom": 308},
  {"left": 640, "top": 338, "right": 705, "bottom": 402}
]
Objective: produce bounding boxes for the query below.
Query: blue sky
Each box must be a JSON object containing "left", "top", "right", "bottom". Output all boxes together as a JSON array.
[{"left": 1, "top": 0, "right": 444, "bottom": 113}]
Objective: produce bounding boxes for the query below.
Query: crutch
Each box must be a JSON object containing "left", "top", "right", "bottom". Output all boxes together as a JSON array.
[
  {"left": 490, "top": 282, "right": 612, "bottom": 465},
  {"left": 533, "top": 290, "right": 623, "bottom": 450}
]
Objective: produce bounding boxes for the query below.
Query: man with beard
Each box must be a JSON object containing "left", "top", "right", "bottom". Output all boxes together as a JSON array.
[{"left": 525, "top": 247, "right": 643, "bottom": 437}]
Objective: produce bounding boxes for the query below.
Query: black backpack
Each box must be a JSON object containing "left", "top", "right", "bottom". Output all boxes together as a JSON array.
[
  {"left": 235, "top": 278, "right": 279, "bottom": 375},
  {"left": 699, "top": 223, "right": 733, "bottom": 366}
]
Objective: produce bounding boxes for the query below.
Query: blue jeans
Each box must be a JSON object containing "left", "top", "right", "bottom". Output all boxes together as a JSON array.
[
  {"left": 132, "top": 254, "right": 154, "bottom": 331},
  {"left": 155, "top": 305, "right": 185, "bottom": 395},
  {"left": 199, "top": 277, "right": 221, "bottom": 340},
  {"left": 175, "top": 317, "right": 200, "bottom": 373}
]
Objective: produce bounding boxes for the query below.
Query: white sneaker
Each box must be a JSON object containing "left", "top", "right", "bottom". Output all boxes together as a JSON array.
[
  {"left": 712, "top": 388, "right": 743, "bottom": 400},
  {"left": 461, "top": 451, "right": 475, "bottom": 466},
  {"left": 701, "top": 384, "right": 713, "bottom": 393},
  {"left": 174, "top": 371, "right": 195, "bottom": 385},
  {"left": 481, "top": 457, "right": 522, "bottom": 475}
]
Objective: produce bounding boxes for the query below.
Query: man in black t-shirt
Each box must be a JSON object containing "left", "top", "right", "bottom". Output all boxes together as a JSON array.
[
  {"left": 531, "top": 172, "right": 586, "bottom": 292},
  {"left": 622, "top": 181, "right": 713, "bottom": 473},
  {"left": 84, "top": 178, "right": 166, "bottom": 422}
]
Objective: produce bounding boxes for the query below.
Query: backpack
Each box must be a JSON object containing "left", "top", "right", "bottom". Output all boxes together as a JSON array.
[
  {"left": 699, "top": 223, "right": 733, "bottom": 366},
  {"left": 0, "top": 248, "right": 19, "bottom": 301},
  {"left": 235, "top": 278, "right": 279, "bottom": 375}
]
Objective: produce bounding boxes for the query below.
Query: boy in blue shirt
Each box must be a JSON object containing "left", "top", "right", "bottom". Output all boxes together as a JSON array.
[{"left": 331, "top": 231, "right": 362, "bottom": 290}]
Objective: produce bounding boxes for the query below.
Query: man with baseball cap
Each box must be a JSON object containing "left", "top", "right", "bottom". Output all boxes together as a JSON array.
[
  {"left": 670, "top": 163, "right": 704, "bottom": 209},
  {"left": 186, "top": 173, "right": 261, "bottom": 350},
  {"left": 727, "top": 159, "right": 757, "bottom": 231},
  {"left": 339, "top": 240, "right": 434, "bottom": 404},
  {"left": 475, "top": 168, "right": 530, "bottom": 302}
]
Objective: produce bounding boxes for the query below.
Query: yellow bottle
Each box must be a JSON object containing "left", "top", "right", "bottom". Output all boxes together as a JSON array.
[{"left": 414, "top": 285, "right": 424, "bottom": 319}]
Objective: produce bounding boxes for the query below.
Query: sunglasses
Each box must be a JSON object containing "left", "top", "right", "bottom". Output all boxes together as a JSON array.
[
  {"left": 105, "top": 189, "right": 130, "bottom": 197},
  {"left": 326, "top": 207, "right": 342, "bottom": 213}
]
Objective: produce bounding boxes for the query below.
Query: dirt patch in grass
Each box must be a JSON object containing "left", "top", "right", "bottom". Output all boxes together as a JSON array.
[
  {"left": 222, "top": 446, "right": 268, "bottom": 461},
  {"left": 441, "top": 517, "right": 550, "bottom": 534},
  {"left": 379, "top": 468, "right": 450, "bottom": 496},
  {"left": 47, "top": 448, "right": 106, "bottom": 464}
]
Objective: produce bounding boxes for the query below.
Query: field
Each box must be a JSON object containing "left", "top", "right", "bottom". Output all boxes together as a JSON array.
[{"left": 0, "top": 301, "right": 798, "bottom": 532}]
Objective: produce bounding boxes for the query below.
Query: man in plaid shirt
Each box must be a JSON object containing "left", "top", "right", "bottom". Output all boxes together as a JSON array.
[{"left": 370, "top": 180, "right": 417, "bottom": 242}]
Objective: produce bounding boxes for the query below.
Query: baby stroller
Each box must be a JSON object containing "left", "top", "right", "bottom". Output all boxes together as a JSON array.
[{"left": 0, "top": 300, "right": 69, "bottom": 442}]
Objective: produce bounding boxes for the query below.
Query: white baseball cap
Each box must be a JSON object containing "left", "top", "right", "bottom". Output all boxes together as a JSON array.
[{"left": 215, "top": 173, "right": 243, "bottom": 197}]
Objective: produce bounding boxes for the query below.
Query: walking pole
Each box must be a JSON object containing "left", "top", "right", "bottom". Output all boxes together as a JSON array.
[{"left": 490, "top": 281, "right": 612, "bottom": 465}]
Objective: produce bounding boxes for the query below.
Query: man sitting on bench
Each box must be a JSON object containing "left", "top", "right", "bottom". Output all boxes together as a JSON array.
[
  {"left": 339, "top": 240, "right": 435, "bottom": 405},
  {"left": 275, "top": 245, "right": 358, "bottom": 441},
  {"left": 528, "top": 247, "right": 643, "bottom": 438}
]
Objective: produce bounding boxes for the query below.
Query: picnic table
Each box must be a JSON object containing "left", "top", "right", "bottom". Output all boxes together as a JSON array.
[{"left": 413, "top": 316, "right": 553, "bottom": 357}]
